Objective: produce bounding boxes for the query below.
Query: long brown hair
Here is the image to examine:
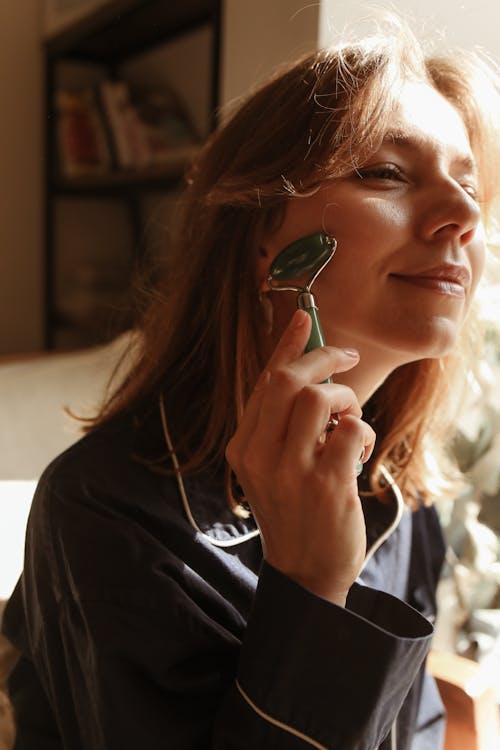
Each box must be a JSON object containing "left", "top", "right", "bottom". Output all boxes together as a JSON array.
[{"left": 91, "top": 21, "right": 500, "bottom": 507}]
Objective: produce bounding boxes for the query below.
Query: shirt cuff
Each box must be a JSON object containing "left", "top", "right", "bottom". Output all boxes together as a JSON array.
[{"left": 236, "top": 561, "right": 433, "bottom": 749}]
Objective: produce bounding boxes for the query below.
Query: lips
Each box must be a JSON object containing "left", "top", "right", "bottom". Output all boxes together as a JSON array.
[{"left": 390, "top": 264, "right": 470, "bottom": 297}]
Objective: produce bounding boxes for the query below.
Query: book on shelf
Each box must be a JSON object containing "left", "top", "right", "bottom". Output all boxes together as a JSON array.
[
  {"left": 55, "top": 78, "right": 198, "bottom": 178},
  {"left": 98, "top": 80, "right": 150, "bottom": 170},
  {"left": 56, "top": 88, "right": 112, "bottom": 177},
  {"left": 131, "top": 85, "right": 198, "bottom": 165}
]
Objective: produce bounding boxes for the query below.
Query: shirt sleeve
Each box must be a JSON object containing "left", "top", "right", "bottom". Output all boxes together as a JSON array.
[
  {"left": 220, "top": 562, "right": 434, "bottom": 749},
  {"left": 10, "top": 464, "right": 434, "bottom": 750}
]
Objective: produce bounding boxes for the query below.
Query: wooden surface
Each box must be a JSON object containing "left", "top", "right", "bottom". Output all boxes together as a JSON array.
[{"left": 428, "top": 650, "right": 500, "bottom": 750}]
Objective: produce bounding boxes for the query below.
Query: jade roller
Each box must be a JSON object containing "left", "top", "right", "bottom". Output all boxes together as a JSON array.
[
  {"left": 267, "top": 231, "right": 337, "bottom": 356},
  {"left": 268, "top": 232, "right": 362, "bottom": 476}
]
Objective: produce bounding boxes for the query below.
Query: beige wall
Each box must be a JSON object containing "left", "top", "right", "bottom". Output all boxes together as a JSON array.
[
  {"left": 318, "top": 0, "right": 500, "bottom": 56},
  {"left": 0, "top": 0, "right": 43, "bottom": 354},
  {"left": 221, "top": 0, "right": 500, "bottom": 110},
  {"left": 220, "top": 0, "right": 320, "bottom": 114}
]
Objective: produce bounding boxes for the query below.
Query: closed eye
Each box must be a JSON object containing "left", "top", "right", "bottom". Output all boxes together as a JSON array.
[{"left": 354, "top": 163, "right": 405, "bottom": 181}]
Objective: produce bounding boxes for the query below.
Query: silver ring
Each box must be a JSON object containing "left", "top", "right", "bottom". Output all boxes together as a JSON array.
[
  {"left": 326, "top": 413, "right": 365, "bottom": 476},
  {"left": 326, "top": 413, "right": 339, "bottom": 432}
]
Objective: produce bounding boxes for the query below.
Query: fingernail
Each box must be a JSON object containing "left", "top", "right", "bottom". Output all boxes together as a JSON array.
[
  {"left": 342, "top": 348, "right": 359, "bottom": 358},
  {"left": 292, "top": 309, "right": 309, "bottom": 328}
]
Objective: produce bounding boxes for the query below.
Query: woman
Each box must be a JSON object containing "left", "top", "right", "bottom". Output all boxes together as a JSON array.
[{"left": 3, "top": 20, "right": 500, "bottom": 750}]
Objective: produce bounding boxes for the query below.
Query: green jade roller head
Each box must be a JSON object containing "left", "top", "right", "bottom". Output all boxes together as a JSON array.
[{"left": 267, "top": 232, "right": 337, "bottom": 355}]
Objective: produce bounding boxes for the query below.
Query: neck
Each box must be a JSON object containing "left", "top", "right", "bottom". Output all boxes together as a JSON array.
[
  {"left": 331, "top": 343, "right": 408, "bottom": 406},
  {"left": 334, "top": 362, "right": 392, "bottom": 407},
  {"left": 262, "top": 319, "right": 413, "bottom": 406}
]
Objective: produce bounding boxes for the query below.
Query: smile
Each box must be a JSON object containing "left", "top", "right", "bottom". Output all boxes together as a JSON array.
[{"left": 390, "top": 265, "right": 469, "bottom": 298}]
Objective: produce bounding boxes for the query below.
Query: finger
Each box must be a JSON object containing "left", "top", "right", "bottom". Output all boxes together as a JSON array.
[
  {"left": 319, "top": 415, "right": 376, "bottom": 479},
  {"left": 265, "top": 308, "right": 313, "bottom": 370},
  {"left": 228, "top": 305, "right": 362, "bottom": 469},
  {"left": 251, "top": 305, "right": 360, "bottom": 440},
  {"left": 228, "top": 309, "right": 313, "bottom": 455},
  {"left": 267, "top": 310, "right": 360, "bottom": 383},
  {"left": 225, "top": 369, "right": 270, "bottom": 466},
  {"left": 293, "top": 345, "right": 361, "bottom": 383},
  {"left": 285, "top": 384, "right": 363, "bottom": 465},
  {"left": 257, "top": 347, "right": 360, "bottom": 451}
]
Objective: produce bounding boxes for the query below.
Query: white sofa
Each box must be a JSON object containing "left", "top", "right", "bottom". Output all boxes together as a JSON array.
[{"left": 0, "top": 333, "right": 130, "bottom": 600}]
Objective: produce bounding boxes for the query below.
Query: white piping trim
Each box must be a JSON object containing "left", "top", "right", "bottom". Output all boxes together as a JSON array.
[
  {"left": 391, "top": 718, "right": 398, "bottom": 750},
  {"left": 160, "top": 395, "right": 404, "bottom": 555},
  {"left": 236, "top": 680, "right": 328, "bottom": 750},
  {"left": 362, "top": 464, "right": 405, "bottom": 569},
  {"left": 159, "top": 395, "right": 260, "bottom": 548}
]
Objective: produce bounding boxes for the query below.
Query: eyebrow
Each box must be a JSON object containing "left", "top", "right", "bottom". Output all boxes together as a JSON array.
[{"left": 382, "top": 130, "right": 477, "bottom": 173}]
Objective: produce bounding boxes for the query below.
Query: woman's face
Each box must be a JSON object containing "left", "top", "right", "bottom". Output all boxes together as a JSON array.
[{"left": 260, "top": 81, "right": 485, "bottom": 369}]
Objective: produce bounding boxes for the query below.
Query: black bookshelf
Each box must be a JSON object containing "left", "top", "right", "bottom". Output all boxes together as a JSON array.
[
  {"left": 46, "top": 0, "right": 215, "bottom": 62},
  {"left": 43, "top": 0, "right": 221, "bottom": 349},
  {"left": 52, "top": 145, "right": 201, "bottom": 196}
]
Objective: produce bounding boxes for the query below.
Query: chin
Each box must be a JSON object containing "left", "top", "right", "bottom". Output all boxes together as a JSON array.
[
  {"left": 387, "top": 317, "right": 463, "bottom": 362},
  {"left": 404, "top": 326, "right": 459, "bottom": 359}
]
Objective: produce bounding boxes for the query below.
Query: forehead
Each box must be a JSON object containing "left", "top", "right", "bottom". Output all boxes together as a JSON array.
[{"left": 386, "top": 81, "right": 474, "bottom": 163}]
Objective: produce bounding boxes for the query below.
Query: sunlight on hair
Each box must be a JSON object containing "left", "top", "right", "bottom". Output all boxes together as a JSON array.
[{"left": 422, "top": 439, "right": 450, "bottom": 497}]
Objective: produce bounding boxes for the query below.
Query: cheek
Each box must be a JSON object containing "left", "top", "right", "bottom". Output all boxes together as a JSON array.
[{"left": 324, "top": 199, "right": 408, "bottom": 263}]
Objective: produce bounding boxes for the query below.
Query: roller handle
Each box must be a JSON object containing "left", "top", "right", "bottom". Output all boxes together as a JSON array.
[{"left": 298, "top": 293, "right": 332, "bottom": 384}]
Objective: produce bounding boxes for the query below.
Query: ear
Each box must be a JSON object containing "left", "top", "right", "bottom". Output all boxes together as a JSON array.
[
  {"left": 256, "top": 223, "right": 287, "bottom": 293},
  {"left": 255, "top": 206, "right": 289, "bottom": 292}
]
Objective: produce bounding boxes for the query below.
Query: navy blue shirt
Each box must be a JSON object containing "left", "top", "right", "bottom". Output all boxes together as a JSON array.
[{"left": 3, "top": 410, "right": 445, "bottom": 749}]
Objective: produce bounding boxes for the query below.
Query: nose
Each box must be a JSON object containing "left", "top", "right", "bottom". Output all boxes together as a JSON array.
[{"left": 420, "top": 180, "right": 481, "bottom": 245}]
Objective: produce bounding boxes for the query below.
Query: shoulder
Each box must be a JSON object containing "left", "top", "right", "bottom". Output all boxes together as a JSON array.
[
  {"left": 26, "top": 408, "right": 259, "bottom": 601},
  {"left": 26, "top": 410, "right": 186, "bottom": 587},
  {"left": 35, "top": 409, "right": 172, "bottom": 515}
]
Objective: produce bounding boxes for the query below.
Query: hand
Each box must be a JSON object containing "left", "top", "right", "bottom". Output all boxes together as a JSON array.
[{"left": 226, "top": 309, "right": 376, "bottom": 606}]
